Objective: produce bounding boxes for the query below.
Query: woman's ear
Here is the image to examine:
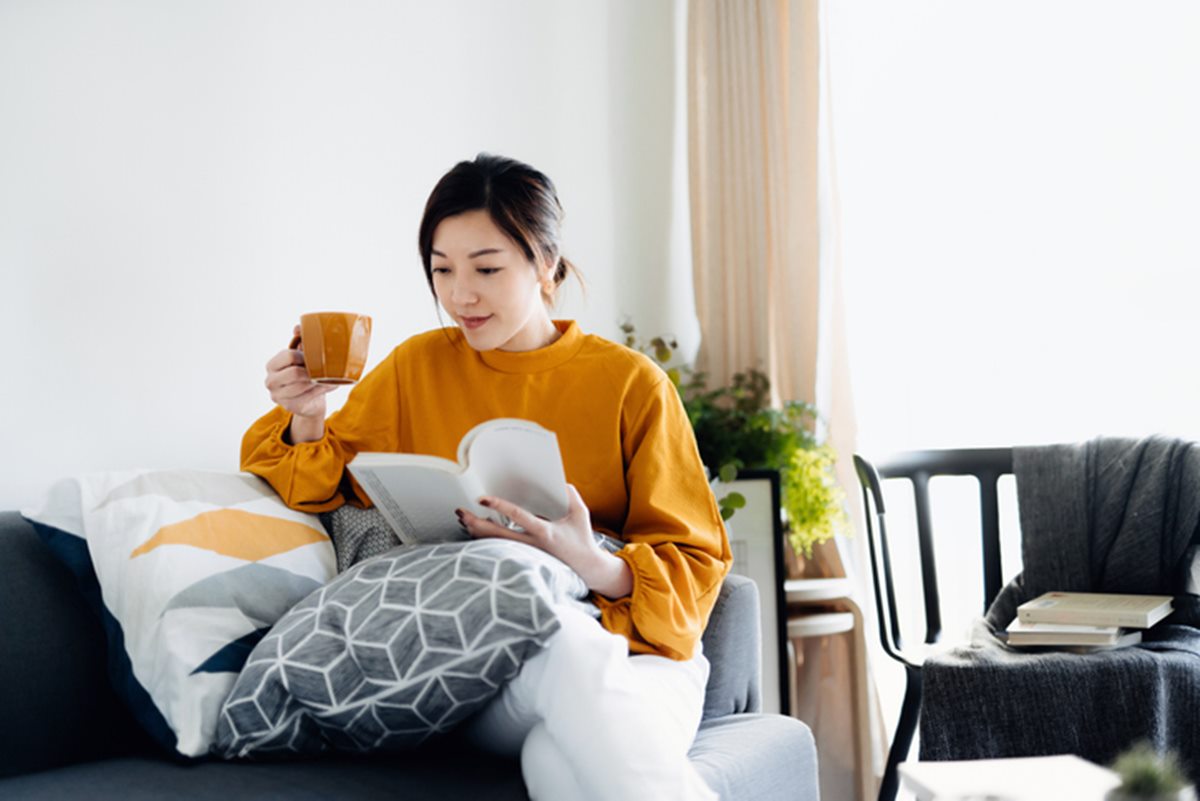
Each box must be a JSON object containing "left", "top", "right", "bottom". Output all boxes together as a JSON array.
[{"left": 537, "top": 253, "right": 558, "bottom": 297}]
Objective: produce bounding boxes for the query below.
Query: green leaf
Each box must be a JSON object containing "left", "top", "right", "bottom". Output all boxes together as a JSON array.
[
  {"left": 724, "top": 491, "right": 746, "bottom": 509},
  {"left": 720, "top": 506, "right": 735, "bottom": 521},
  {"left": 718, "top": 462, "right": 739, "bottom": 483}
]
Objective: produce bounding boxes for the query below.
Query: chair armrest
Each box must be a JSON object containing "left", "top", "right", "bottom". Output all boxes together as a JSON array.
[
  {"left": 0, "top": 512, "right": 146, "bottom": 777},
  {"left": 700, "top": 573, "right": 762, "bottom": 718}
]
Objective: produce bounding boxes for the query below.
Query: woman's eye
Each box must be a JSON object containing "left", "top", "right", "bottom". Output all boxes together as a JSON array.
[
  {"left": 477, "top": 267, "right": 501, "bottom": 275},
  {"left": 431, "top": 266, "right": 450, "bottom": 275}
]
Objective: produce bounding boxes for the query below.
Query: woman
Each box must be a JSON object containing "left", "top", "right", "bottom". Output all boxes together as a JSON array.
[{"left": 241, "top": 154, "right": 731, "bottom": 801}]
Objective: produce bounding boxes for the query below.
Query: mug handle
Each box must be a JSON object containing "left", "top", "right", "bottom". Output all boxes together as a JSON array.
[{"left": 288, "top": 333, "right": 302, "bottom": 351}]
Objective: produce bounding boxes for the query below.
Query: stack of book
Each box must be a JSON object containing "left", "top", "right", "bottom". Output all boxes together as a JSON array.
[{"left": 1004, "top": 591, "right": 1174, "bottom": 651}]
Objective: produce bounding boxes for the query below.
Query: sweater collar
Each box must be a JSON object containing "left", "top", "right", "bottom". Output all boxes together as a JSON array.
[{"left": 475, "top": 320, "right": 584, "bottom": 373}]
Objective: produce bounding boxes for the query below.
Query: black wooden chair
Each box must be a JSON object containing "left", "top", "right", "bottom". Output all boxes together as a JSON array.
[{"left": 852, "top": 448, "right": 1014, "bottom": 801}]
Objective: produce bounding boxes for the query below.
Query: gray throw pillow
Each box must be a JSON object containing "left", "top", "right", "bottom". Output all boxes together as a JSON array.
[{"left": 212, "top": 538, "right": 591, "bottom": 758}]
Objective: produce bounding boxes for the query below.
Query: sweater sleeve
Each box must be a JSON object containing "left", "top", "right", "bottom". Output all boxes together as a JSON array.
[
  {"left": 592, "top": 377, "right": 733, "bottom": 661},
  {"left": 239, "top": 349, "right": 404, "bottom": 513}
]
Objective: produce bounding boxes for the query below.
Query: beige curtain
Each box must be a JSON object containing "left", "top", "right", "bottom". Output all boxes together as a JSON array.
[
  {"left": 688, "top": 1, "right": 884, "bottom": 799},
  {"left": 688, "top": 0, "right": 818, "bottom": 402}
]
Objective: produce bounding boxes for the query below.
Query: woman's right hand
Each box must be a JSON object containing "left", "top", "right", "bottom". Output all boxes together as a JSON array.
[{"left": 264, "top": 325, "right": 336, "bottom": 431}]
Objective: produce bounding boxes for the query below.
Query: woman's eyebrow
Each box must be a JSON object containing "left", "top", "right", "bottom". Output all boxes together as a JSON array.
[{"left": 430, "top": 247, "right": 506, "bottom": 259}]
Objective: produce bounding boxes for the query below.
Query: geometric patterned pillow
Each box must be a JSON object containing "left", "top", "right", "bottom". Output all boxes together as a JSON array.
[
  {"left": 20, "top": 469, "right": 336, "bottom": 758},
  {"left": 212, "top": 537, "right": 591, "bottom": 759}
]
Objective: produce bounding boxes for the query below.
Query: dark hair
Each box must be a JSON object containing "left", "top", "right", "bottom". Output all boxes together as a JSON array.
[{"left": 417, "top": 153, "right": 581, "bottom": 303}]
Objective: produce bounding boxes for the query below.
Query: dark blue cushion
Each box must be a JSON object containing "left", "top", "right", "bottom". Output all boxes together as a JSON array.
[{"left": 26, "top": 518, "right": 182, "bottom": 757}]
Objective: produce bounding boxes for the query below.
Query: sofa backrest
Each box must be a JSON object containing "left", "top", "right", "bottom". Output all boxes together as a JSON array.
[
  {"left": 0, "top": 510, "right": 762, "bottom": 776},
  {"left": 699, "top": 572, "right": 763, "bottom": 718},
  {"left": 0, "top": 512, "right": 154, "bottom": 777}
]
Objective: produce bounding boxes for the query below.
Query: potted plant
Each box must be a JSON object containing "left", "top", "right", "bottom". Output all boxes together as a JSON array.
[
  {"left": 621, "top": 322, "right": 849, "bottom": 560},
  {"left": 1106, "top": 742, "right": 1196, "bottom": 801}
]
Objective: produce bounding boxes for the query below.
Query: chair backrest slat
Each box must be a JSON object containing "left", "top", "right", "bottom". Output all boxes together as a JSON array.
[
  {"left": 910, "top": 471, "right": 942, "bottom": 643},
  {"left": 978, "top": 470, "right": 1004, "bottom": 609}
]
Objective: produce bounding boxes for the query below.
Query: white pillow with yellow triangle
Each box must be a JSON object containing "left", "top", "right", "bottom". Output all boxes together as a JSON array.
[{"left": 21, "top": 469, "right": 336, "bottom": 757}]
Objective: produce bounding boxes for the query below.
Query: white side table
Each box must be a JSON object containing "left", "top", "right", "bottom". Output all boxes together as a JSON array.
[
  {"left": 785, "top": 577, "right": 873, "bottom": 801},
  {"left": 898, "top": 754, "right": 1122, "bottom": 800}
]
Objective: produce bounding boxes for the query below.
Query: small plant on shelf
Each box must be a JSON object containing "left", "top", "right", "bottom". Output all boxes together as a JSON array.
[{"left": 622, "top": 321, "right": 849, "bottom": 558}]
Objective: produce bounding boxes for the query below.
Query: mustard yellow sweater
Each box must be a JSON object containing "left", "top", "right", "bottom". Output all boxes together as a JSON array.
[{"left": 241, "top": 320, "right": 732, "bottom": 660}]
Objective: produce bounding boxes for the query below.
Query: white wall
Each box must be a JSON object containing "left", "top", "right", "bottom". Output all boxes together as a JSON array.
[
  {"left": 0, "top": 0, "right": 693, "bottom": 510},
  {"left": 830, "top": 0, "right": 1200, "bottom": 453}
]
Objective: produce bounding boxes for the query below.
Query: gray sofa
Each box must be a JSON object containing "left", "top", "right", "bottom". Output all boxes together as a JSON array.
[{"left": 0, "top": 511, "right": 819, "bottom": 800}]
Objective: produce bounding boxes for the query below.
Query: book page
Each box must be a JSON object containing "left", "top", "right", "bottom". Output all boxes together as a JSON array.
[
  {"left": 348, "top": 460, "right": 479, "bottom": 544},
  {"left": 460, "top": 419, "right": 569, "bottom": 522},
  {"left": 1006, "top": 620, "right": 1121, "bottom": 635},
  {"left": 1026, "top": 592, "right": 1172, "bottom": 613}
]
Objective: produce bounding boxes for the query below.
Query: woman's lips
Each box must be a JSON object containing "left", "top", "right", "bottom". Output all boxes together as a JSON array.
[{"left": 460, "top": 315, "right": 492, "bottom": 330}]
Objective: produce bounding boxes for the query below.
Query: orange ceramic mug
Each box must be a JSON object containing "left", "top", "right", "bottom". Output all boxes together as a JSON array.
[{"left": 289, "top": 312, "right": 372, "bottom": 385}]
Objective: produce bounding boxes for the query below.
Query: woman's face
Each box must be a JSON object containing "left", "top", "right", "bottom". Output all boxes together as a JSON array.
[{"left": 430, "top": 209, "right": 556, "bottom": 352}]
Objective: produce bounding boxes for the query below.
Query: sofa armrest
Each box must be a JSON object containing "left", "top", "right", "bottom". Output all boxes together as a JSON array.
[
  {"left": 700, "top": 573, "right": 762, "bottom": 718},
  {"left": 0, "top": 512, "right": 148, "bottom": 777},
  {"left": 692, "top": 714, "right": 818, "bottom": 801}
]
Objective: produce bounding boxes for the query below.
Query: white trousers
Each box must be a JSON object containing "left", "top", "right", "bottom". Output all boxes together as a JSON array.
[{"left": 459, "top": 605, "right": 719, "bottom": 801}]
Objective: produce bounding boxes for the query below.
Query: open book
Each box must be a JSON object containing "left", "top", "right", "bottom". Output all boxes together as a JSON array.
[{"left": 346, "top": 418, "right": 569, "bottom": 545}]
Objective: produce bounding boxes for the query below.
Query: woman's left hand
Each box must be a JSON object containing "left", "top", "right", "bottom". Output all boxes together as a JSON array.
[{"left": 458, "top": 484, "right": 633, "bottom": 599}]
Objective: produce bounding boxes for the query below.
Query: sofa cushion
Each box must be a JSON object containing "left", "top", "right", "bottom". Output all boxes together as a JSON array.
[
  {"left": 20, "top": 470, "right": 337, "bottom": 758},
  {"left": 214, "top": 538, "right": 590, "bottom": 758}
]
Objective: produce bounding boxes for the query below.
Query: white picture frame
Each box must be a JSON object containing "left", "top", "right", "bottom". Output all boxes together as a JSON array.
[{"left": 712, "top": 469, "right": 788, "bottom": 714}]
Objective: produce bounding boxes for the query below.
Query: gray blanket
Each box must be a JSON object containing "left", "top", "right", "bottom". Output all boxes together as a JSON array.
[{"left": 919, "top": 437, "right": 1200, "bottom": 782}]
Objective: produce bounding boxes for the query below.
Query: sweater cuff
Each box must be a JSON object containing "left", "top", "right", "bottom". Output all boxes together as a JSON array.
[{"left": 601, "top": 543, "right": 695, "bottom": 661}]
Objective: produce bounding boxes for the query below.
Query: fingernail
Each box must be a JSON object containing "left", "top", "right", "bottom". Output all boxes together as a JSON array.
[
  {"left": 479, "top": 498, "right": 492, "bottom": 507},
  {"left": 455, "top": 509, "right": 465, "bottom": 521}
]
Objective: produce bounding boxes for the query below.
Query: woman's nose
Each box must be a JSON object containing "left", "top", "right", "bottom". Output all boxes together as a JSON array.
[{"left": 450, "top": 279, "right": 478, "bottom": 305}]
